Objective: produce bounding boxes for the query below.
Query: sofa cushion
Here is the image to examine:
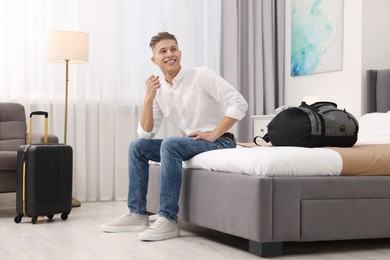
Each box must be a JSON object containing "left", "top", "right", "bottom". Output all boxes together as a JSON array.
[
  {"left": 0, "top": 151, "right": 17, "bottom": 170},
  {"left": 0, "top": 137, "right": 26, "bottom": 151},
  {"left": 0, "top": 102, "right": 26, "bottom": 151}
]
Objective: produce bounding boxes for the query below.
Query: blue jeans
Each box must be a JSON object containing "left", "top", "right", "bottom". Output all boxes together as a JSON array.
[{"left": 127, "top": 135, "right": 236, "bottom": 221}]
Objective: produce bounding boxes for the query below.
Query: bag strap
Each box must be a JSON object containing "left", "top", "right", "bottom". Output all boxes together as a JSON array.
[
  {"left": 344, "top": 108, "right": 360, "bottom": 136},
  {"left": 299, "top": 102, "right": 326, "bottom": 136}
]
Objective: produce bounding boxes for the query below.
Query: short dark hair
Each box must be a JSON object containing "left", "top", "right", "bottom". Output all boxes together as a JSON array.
[{"left": 149, "top": 32, "right": 178, "bottom": 49}]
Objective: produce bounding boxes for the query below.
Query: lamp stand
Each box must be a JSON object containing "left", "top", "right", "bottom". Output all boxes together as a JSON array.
[
  {"left": 64, "top": 59, "right": 69, "bottom": 144},
  {"left": 64, "top": 59, "right": 80, "bottom": 207}
]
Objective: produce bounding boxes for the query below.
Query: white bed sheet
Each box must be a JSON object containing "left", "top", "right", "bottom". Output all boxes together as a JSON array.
[{"left": 183, "top": 146, "right": 342, "bottom": 177}]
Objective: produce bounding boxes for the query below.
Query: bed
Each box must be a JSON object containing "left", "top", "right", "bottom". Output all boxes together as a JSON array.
[{"left": 145, "top": 69, "right": 390, "bottom": 257}]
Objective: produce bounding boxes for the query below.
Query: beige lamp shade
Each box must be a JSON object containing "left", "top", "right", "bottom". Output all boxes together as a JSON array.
[{"left": 46, "top": 31, "right": 89, "bottom": 63}]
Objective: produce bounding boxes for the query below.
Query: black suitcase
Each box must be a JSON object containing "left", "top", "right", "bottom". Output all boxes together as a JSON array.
[{"left": 14, "top": 111, "right": 73, "bottom": 224}]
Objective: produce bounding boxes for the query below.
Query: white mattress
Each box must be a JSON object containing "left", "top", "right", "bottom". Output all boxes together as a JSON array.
[{"left": 183, "top": 146, "right": 342, "bottom": 177}]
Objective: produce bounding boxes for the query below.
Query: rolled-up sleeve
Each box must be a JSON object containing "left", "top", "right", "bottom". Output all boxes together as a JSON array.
[
  {"left": 225, "top": 99, "right": 248, "bottom": 121},
  {"left": 137, "top": 122, "right": 155, "bottom": 139},
  {"left": 137, "top": 100, "right": 164, "bottom": 139}
]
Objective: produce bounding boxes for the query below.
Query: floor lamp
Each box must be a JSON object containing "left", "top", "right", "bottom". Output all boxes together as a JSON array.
[{"left": 46, "top": 31, "right": 89, "bottom": 207}]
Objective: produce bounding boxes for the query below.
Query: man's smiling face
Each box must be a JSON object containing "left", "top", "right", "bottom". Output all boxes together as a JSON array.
[{"left": 151, "top": 39, "right": 182, "bottom": 76}]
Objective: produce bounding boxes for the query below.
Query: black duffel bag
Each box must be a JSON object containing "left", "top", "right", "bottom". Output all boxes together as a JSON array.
[{"left": 254, "top": 101, "right": 359, "bottom": 147}]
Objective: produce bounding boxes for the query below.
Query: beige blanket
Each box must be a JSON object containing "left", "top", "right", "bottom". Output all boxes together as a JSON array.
[
  {"left": 329, "top": 144, "right": 390, "bottom": 176},
  {"left": 238, "top": 143, "right": 390, "bottom": 176}
]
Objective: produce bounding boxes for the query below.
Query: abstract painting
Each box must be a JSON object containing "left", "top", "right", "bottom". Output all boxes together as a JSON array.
[{"left": 291, "top": 0, "right": 344, "bottom": 76}]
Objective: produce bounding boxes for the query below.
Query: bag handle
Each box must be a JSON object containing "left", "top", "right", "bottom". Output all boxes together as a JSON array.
[
  {"left": 300, "top": 101, "right": 337, "bottom": 112},
  {"left": 254, "top": 134, "right": 270, "bottom": 146},
  {"left": 29, "top": 111, "right": 48, "bottom": 144}
]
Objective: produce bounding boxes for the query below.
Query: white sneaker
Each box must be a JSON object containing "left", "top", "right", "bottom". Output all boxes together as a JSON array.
[
  {"left": 100, "top": 211, "right": 148, "bottom": 233},
  {"left": 138, "top": 216, "right": 180, "bottom": 241}
]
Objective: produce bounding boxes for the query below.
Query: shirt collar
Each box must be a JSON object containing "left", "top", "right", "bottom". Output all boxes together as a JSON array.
[{"left": 163, "top": 67, "right": 186, "bottom": 87}]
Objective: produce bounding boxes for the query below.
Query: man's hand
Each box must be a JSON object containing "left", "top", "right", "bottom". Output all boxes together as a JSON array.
[
  {"left": 187, "top": 131, "right": 218, "bottom": 142},
  {"left": 187, "top": 116, "right": 237, "bottom": 142},
  {"left": 145, "top": 74, "right": 160, "bottom": 101},
  {"left": 140, "top": 75, "right": 160, "bottom": 132}
]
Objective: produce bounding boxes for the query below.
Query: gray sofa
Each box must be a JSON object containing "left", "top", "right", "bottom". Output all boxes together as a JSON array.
[
  {"left": 0, "top": 103, "right": 27, "bottom": 193},
  {"left": 145, "top": 69, "right": 390, "bottom": 257},
  {"left": 0, "top": 102, "right": 58, "bottom": 194}
]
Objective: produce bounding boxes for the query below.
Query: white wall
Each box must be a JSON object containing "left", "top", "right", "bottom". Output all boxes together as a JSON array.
[
  {"left": 362, "top": 0, "right": 390, "bottom": 113},
  {"left": 284, "top": 0, "right": 363, "bottom": 118}
]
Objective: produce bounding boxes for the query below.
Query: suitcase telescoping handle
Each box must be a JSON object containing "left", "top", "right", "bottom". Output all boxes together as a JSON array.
[{"left": 29, "top": 111, "right": 48, "bottom": 144}]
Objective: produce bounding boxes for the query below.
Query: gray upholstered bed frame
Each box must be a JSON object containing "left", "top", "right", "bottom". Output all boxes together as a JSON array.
[
  {"left": 367, "top": 69, "right": 390, "bottom": 113},
  {"left": 146, "top": 69, "right": 390, "bottom": 257}
]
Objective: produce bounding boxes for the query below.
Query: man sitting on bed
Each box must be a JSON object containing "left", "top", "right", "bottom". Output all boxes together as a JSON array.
[{"left": 100, "top": 32, "right": 248, "bottom": 241}]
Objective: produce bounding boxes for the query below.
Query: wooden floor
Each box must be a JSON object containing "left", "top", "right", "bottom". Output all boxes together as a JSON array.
[{"left": 1, "top": 193, "right": 390, "bottom": 260}]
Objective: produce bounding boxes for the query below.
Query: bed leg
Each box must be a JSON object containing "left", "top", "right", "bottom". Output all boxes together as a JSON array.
[{"left": 249, "top": 241, "right": 283, "bottom": 257}]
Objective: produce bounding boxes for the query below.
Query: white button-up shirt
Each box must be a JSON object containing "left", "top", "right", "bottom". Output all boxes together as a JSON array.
[{"left": 138, "top": 67, "right": 248, "bottom": 139}]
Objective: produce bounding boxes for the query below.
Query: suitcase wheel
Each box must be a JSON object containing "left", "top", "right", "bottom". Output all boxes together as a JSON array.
[
  {"left": 47, "top": 215, "right": 54, "bottom": 220},
  {"left": 14, "top": 215, "right": 22, "bottom": 223},
  {"left": 61, "top": 212, "right": 69, "bottom": 220},
  {"left": 32, "top": 216, "right": 38, "bottom": 224}
]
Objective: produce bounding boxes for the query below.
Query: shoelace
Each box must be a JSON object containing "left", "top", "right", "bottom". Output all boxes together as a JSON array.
[{"left": 147, "top": 217, "right": 167, "bottom": 230}]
